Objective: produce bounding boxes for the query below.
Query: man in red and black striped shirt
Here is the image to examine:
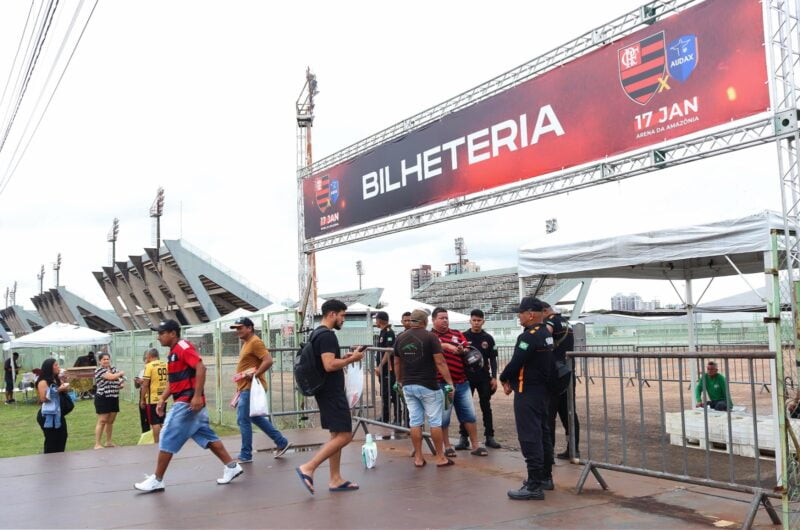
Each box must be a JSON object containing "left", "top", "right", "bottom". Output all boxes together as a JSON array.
[
  {"left": 431, "top": 308, "right": 485, "bottom": 458},
  {"left": 134, "top": 320, "right": 242, "bottom": 493}
]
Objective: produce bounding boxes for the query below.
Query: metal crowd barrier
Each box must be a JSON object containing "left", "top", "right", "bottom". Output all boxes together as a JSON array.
[{"left": 567, "top": 350, "right": 787, "bottom": 529}]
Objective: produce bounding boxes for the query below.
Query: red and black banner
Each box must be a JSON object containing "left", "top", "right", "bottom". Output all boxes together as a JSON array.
[{"left": 303, "top": 0, "right": 769, "bottom": 239}]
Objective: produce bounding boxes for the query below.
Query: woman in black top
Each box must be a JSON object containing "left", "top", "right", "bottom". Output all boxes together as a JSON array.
[
  {"left": 36, "top": 358, "right": 70, "bottom": 453},
  {"left": 93, "top": 353, "right": 124, "bottom": 449}
]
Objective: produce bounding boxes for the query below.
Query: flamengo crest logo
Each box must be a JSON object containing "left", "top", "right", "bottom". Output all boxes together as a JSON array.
[
  {"left": 315, "top": 174, "right": 339, "bottom": 213},
  {"left": 618, "top": 32, "right": 699, "bottom": 105},
  {"left": 618, "top": 32, "right": 667, "bottom": 105}
]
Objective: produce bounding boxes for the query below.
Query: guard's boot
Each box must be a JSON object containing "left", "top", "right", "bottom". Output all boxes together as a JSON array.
[
  {"left": 485, "top": 436, "right": 501, "bottom": 449},
  {"left": 507, "top": 479, "right": 545, "bottom": 500},
  {"left": 540, "top": 475, "right": 554, "bottom": 490},
  {"left": 454, "top": 435, "right": 470, "bottom": 450},
  {"left": 557, "top": 449, "right": 579, "bottom": 460}
]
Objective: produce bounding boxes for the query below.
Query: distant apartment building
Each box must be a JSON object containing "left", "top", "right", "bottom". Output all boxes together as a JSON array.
[
  {"left": 410, "top": 265, "right": 442, "bottom": 294},
  {"left": 444, "top": 259, "right": 481, "bottom": 276},
  {"left": 611, "top": 293, "right": 661, "bottom": 312}
]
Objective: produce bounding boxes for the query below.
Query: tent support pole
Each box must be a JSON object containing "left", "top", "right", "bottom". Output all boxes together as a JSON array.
[{"left": 686, "top": 277, "right": 697, "bottom": 402}]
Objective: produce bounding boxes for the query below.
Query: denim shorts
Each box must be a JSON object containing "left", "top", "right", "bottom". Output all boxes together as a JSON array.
[
  {"left": 159, "top": 401, "right": 220, "bottom": 454},
  {"left": 440, "top": 381, "right": 477, "bottom": 428},
  {"left": 402, "top": 384, "right": 444, "bottom": 428}
]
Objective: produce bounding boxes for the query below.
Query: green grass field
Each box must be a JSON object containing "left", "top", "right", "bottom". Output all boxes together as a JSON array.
[{"left": 0, "top": 397, "right": 238, "bottom": 458}]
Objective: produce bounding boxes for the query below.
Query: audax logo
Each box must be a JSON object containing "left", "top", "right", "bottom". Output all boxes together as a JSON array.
[{"left": 667, "top": 35, "right": 698, "bottom": 83}]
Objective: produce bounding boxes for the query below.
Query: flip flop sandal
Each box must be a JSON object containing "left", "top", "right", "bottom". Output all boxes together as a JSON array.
[
  {"left": 444, "top": 447, "right": 457, "bottom": 458},
  {"left": 414, "top": 460, "right": 427, "bottom": 468},
  {"left": 295, "top": 467, "right": 314, "bottom": 495},
  {"left": 329, "top": 481, "right": 359, "bottom": 491},
  {"left": 436, "top": 458, "right": 455, "bottom": 467},
  {"left": 471, "top": 447, "right": 489, "bottom": 456}
]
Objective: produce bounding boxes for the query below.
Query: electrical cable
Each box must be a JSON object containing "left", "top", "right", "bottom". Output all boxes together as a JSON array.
[
  {"left": 0, "top": 2, "right": 36, "bottom": 115},
  {"left": 0, "top": 0, "right": 98, "bottom": 197}
]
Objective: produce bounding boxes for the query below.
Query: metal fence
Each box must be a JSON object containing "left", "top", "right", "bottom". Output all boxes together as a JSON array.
[{"left": 567, "top": 350, "right": 791, "bottom": 529}]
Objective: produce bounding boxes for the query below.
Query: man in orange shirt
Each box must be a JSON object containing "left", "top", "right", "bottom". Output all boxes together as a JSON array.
[{"left": 232, "top": 317, "right": 291, "bottom": 463}]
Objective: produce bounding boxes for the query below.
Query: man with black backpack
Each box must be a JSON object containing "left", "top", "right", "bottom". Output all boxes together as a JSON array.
[
  {"left": 295, "top": 299, "right": 365, "bottom": 495},
  {"left": 543, "top": 303, "right": 580, "bottom": 461}
]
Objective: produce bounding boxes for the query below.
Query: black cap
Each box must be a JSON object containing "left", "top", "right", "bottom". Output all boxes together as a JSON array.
[
  {"left": 230, "top": 317, "right": 255, "bottom": 329},
  {"left": 374, "top": 311, "right": 389, "bottom": 322},
  {"left": 516, "top": 297, "right": 546, "bottom": 313},
  {"left": 155, "top": 319, "right": 181, "bottom": 333}
]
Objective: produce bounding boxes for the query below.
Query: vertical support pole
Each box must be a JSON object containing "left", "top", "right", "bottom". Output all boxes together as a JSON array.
[
  {"left": 213, "top": 321, "right": 223, "bottom": 425},
  {"left": 686, "top": 277, "right": 697, "bottom": 404},
  {"left": 766, "top": 232, "right": 790, "bottom": 520}
]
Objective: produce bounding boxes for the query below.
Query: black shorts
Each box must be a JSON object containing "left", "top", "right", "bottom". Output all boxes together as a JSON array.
[
  {"left": 316, "top": 391, "right": 352, "bottom": 432},
  {"left": 94, "top": 395, "right": 119, "bottom": 414},
  {"left": 5, "top": 375, "right": 13, "bottom": 393},
  {"left": 145, "top": 404, "right": 165, "bottom": 425}
]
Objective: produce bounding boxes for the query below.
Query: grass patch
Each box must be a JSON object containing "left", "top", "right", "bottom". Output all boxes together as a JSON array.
[{"left": 0, "top": 398, "right": 238, "bottom": 458}]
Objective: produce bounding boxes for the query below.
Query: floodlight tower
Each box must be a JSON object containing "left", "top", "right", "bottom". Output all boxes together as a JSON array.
[
  {"left": 10, "top": 281, "right": 16, "bottom": 306},
  {"left": 356, "top": 260, "right": 364, "bottom": 290},
  {"left": 296, "top": 68, "right": 319, "bottom": 323},
  {"left": 454, "top": 237, "right": 467, "bottom": 275},
  {"left": 150, "top": 187, "right": 165, "bottom": 250},
  {"left": 107, "top": 217, "right": 119, "bottom": 266},
  {"left": 53, "top": 253, "right": 61, "bottom": 287},
  {"left": 37, "top": 265, "right": 45, "bottom": 294},
  {"left": 545, "top": 218, "right": 558, "bottom": 234}
]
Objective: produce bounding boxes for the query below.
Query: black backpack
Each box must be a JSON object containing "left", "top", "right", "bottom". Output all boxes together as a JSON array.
[
  {"left": 547, "top": 329, "right": 574, "bottom": 396},
  {"left": 294, "top": 328, "right": 330, "bottom": 397}
]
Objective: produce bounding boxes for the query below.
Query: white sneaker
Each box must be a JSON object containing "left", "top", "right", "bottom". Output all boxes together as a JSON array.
[
  {"left": 217, "top": 463, "right": 243, "bottom": 485},
  {"left": 134, "top": 474, "right": 165, "bottom": 493}
]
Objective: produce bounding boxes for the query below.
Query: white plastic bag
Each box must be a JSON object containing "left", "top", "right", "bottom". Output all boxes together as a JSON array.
[
  {"left": 361, "top": 433, "right": 377, "bottom": 469},
  {"left": 249, "top": 377, "right": 269, "bottom": 417},
  {"left": 344, "top": 364, "right": 364, "bottom": 408}
]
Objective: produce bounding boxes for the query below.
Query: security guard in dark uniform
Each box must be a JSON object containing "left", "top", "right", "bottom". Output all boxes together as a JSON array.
[
  {"left": 500, "top": 297, "right": 555, "bottom": 500},
  {"left": 373, "top": 311, "right": 397, "bottom": 423},
  {"left": 543, "top": 302, "right": 580, "bottom": 460}
]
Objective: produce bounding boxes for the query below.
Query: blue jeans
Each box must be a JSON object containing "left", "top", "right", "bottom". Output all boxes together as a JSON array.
[
  {"left": 402, "top": 384, "right": 444, "bottom": 428},
  {"left": 237, "top": 389, "right": 288, "bottom": 460},
  {"left": 440, "top": 381, "right": 477, "bottom": 429},
  {"left": 160, "top": 402, "right": 219, "bottom": 454}
]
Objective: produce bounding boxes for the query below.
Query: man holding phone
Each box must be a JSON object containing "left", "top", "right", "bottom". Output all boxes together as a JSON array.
[{"left": 296, "top": 299, "right": 365, "bottom": 495}]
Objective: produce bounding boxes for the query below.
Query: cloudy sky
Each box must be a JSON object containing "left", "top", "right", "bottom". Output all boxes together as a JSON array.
[{"left": 0, "top": 0, "right": 780, "bottom": 315}]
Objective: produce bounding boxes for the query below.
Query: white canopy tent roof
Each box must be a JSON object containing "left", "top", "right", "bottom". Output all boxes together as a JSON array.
[
  {"left": 518, "top": 210, "right": 784, "bottom": 280},
  {"left": 6, "top": 322, "right": 111, "bottom": 348},
  {"left": 184, "top": 308, "right": 253, "bottom": 336}
]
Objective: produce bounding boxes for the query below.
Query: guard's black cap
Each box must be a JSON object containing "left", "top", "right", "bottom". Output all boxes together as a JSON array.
[
  {"left": 374, "top": 311, "right": 389, "bottom": 322},
  {"left": 155, "top": 319, "right": 181, "bottom": 333},
  {"left": 230, "top": 317, "right": 255, "bottom": 329},
  {"left": 516, "top": 297, "right": 546, "bottom": 313}
]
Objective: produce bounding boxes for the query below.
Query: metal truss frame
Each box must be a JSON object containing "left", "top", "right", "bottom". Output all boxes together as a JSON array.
[
  {"left": 305, "top": 116, "right": 780, "bottom": 252},
  {"left": 297, "top": 0, "right": 703, "bottom": 180}
]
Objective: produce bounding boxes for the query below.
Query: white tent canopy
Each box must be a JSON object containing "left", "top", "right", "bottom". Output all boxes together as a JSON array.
[
  {"left": 184, "top": 308, "right": 254, "bottom": 336},
  {"left": 518, "top": 210, "right": 784, "bottom": 280},
  {"left": 7, "top": 322, "right": 111, "bottom": 348}
]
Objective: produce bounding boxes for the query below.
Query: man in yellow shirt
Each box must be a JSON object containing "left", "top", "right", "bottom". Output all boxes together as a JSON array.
[
  {"left": 141, "top": 348, "right": 168, "bottom": 442},
  {"left": 232, "top": 317, "right": 291, "bottom": 463}
]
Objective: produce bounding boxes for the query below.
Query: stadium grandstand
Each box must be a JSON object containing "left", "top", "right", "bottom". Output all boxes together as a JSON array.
[
  {"left": 0, "top": 305, "right": 45, "bottom": 337},
  {"left": 411, "top": 266, "right": 573, "bottom": 321},
  {"left": 31, "top": 287, "right": 124, "bottom": 333},
  {"left": 93, "top": 239, "right": 270, "bottom": 330},
  {"left": 317, "top": 287, "right": 383, "bottom": 308}
]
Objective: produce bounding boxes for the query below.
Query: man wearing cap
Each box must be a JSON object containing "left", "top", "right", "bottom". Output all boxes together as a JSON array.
[
  {"left": 134, "top": 319, "right": 242, "bottom": 493},
  {"left": 393, "top": 309, "right": 455, "bottom": 467},
  {"left": 231, "top": 316, "right": 291, "bottom": 463},
  {"left": 373, "top": 311, "right": 397, "bottom": 423},
  {"left": 543, "top": 303, "right": 580, "bottom": 460},
  {"left": 500, "top": 297, "right": 555, "bottom": 501}
]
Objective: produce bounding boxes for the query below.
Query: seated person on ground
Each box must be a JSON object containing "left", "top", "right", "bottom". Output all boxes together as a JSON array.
[{"left": 695, "top": 361, "right": 732, "bottom": 411}]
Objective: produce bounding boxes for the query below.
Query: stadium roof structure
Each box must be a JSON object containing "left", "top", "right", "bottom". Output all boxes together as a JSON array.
[
  {"left": 31, "top": 287, "right": 124, "bottom": 333},
  {"left": 318, "top": 287, "right": 383, "bottom": 308},
  {"left": 0, "top": 305, "right": 45, "bottom": 337},
  {"left": 93, "top": 239, "right": 271, "bottom": 331}
]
